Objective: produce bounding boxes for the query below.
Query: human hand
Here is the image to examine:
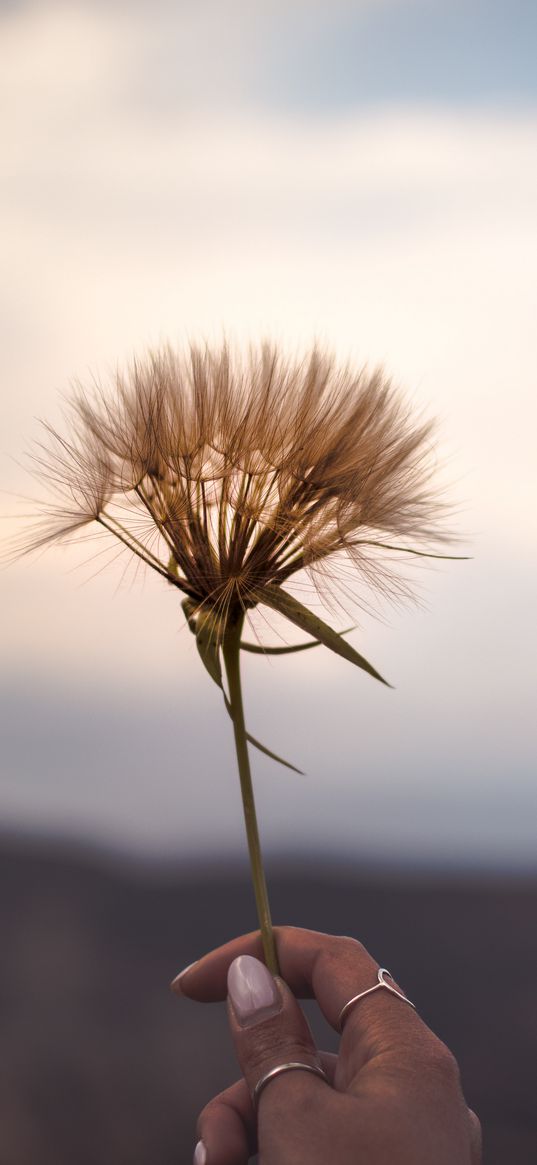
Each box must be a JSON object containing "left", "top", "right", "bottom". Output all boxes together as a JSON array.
[{"left": 172, "top": 927, "right": 481, "bottom": 1165}]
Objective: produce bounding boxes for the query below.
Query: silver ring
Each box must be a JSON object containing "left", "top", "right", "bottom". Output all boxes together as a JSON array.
[
  {"left": 253, "top": 1061, "right": 328, "bottom": 1108},
  {"left": 338, "top": 967, "right": 416, "bottom": 1031}
]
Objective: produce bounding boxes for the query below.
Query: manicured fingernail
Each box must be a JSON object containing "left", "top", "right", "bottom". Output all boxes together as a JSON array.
[
  {"left": 227, "top": 955, "right": 280, "bottom": 1025},
  {"left": 193, "top": 1140, "right": 207, "bottom": 1165},
  {"left": 170, "top": 960, "right": 197, "bottom": 993}
]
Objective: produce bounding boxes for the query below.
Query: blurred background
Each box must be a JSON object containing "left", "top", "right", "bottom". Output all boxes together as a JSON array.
[{"left": 1, "top": 1, "right": 536, "bottom": 1161}]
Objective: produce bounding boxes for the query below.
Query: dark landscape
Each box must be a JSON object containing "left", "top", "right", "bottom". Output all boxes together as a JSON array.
[{"left": 1, "top": 835, "right": 536, "bottom": 1164}]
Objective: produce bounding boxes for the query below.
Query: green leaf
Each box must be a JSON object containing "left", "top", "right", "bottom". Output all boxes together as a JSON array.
[
  {"left": 222, "top": 692, "right": 304, "bottom": 774},
  {"left": 256, "top": 584, "right": 391, "bottom": 687}
]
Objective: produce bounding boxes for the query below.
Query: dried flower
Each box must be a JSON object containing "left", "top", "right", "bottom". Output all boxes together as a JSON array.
[
  {"left": 23, "top": 344, "right": 446, "bottom": 614},
  {"left": 19, "top": 341, "right": 457, "bottom": 971}
]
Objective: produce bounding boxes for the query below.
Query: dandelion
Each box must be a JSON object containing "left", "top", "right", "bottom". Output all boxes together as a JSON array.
[{"left": 19, "top": 342, "right": 459, "bottom": 973}]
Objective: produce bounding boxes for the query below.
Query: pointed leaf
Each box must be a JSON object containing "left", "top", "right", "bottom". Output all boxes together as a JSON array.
[
  {"left": 168, "top": 553, "right": 179, "bottom": 578},
  {"left": 181, "top": 597, "right": 198, "bottom": 633},
  {"left": 244, "top": 727, "right": 304, "bottom": 774},
  {"left": 222, "top": 692, "right": 304, "bottom": 774},
  {"left": 196, "top": 635, "right": 223, "bottom": 688},
  {"left": 256, "top": 585, "right": 391, "bottom": 687},
  {"left": 240, "top": 639, "right": 320, "bottom": 655},
  {"left": 240, "top": 627, "right": 356, "bottom": 656},
  {"left": 357, "top": 540, "right": 471, "bottom": 560},
  {"left": 181, "top": 600, "right": 302, "bottom": 769},
  {"left": 195, "top": 611, "right": 224, "bottom": 688}
]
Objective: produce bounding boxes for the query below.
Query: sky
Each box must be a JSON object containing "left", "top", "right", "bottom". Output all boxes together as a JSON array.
[{"left": 1, "top": 0, "right": 536, "bottom": 867}]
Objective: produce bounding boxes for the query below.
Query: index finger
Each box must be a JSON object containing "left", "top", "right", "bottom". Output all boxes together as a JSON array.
[{"left": 173, "top": 926, "right": 419, "bottom": 1046}]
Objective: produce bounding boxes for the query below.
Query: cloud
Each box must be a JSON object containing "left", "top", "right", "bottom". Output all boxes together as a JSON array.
[
  {"left": 1, "top": 1, "right": 536, "bottom": 862},
  {"left": 5, "top": 0, "right": 536, "bottom": 119},
  {"left": 3, "top": 76, "right": 536, "bottom": 532},
  {"left": 2, "top": 6, "right": 535, "bottom": 560}
]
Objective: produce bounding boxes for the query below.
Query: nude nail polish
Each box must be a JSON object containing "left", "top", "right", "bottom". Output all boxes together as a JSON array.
[
  {"left": 227, "top": 955, "right": 280, "bottom": 1025},
  {"left": 193, "top": 1140, "right": 207, "bottom": 1165}
]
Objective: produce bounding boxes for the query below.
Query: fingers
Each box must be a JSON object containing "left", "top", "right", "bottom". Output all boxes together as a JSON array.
[
  {"left": 196, "top": 1077, "right": 254, "bottom": 1165},
  {"left": 225, "top": 954, "right": 327, "bottom": 1102},
  {"left": 195, "top": 1055, "right": 338, "bottom": 1165},
  {"left": 468, "top": 1108, "right": 483, "bottom": 1164},
  {"left": 177, "top": 937, "right": 477, "bottom": 1165},
  {"left": 173, "top": 926, "right": 419, "bottom": 1050}
]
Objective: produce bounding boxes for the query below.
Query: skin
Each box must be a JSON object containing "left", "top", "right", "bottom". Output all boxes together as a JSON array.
[{"left": 173, "top": 927, "right": 482, "bottom": 1165}]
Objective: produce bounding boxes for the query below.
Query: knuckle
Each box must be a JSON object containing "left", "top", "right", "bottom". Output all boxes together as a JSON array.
[
  {"left": 246, "top": 1029, "right": 316, "bottom": 1079},
  {"left": 199, "top": 1089, "right": 230, "bottom": 1119},
  {"left": 318, "top": 936, "right": 365, "bottom": 972},
  {"left": 197, "top": 1094, "right": 222, "bottom": 1132},
  {"left": 336, "top": 934, "right": 365, "bottom": 956},
  {"left": 425, "top": 1037, "right": 462, "bottom": 1087},
  {"left": 320, "top": 935, "right": 366, "bottom": 979},
  {"left": 333, "top": 932, "right": 365, "bottom": 950}
]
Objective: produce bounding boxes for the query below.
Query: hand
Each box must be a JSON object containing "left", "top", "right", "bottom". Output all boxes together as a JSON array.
[{"left": 173, "top": 927, "right": 482, "bottom": 1165}]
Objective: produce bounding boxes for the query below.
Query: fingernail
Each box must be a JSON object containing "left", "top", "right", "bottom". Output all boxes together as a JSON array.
[
  {"left": 193, "top": 1140, "right": 207, "bottom": 1165},
  {"left": 227, "top": 955, "right": 281, "bottom": 1025},
  {"left": 170, "top": 960, "right": 197, "bottom": 993}
]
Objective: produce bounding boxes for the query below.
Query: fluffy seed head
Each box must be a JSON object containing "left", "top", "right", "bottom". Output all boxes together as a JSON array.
[{"left": 19, "top": 342, "right": 450, "bottom": 631}]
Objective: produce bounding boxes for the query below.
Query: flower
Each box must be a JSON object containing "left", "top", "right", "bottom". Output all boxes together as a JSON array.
[
  {"left": 21, "top": 342, "right": 448, "bottom": 659},
  {"left": 17, "top": 339, "right": 459, "bottom": 974}
]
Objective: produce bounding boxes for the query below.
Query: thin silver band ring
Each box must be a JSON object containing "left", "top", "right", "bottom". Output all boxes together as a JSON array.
[
  {"left": 253, "top": 1062, "right": 328, "bottom": 1108},
  {"left": 338, "top": 967, "right": 416, "bottom": 1031}
]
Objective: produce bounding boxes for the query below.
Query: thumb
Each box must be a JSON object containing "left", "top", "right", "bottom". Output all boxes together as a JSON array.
[{"left": 226, "top": 955, "right": 328, "bottom": 1110}]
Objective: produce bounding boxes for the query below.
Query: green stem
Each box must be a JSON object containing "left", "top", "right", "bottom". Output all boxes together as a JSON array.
[{"left": 222, "top": 615, "right": 280, "bottom": 975}]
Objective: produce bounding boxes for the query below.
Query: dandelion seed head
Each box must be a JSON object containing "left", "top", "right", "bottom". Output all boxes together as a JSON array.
[{"left": 18, "top": 341, "right": 452, "bottom": 628}]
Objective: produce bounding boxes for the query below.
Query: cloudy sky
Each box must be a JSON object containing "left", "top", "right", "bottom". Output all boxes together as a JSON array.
[{"left": 1, "top": 0, "right": 536, "bottom": 866}]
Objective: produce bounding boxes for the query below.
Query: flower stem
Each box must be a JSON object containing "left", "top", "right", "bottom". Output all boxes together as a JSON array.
[{"left": 222, "top": 616, "right": 280, "bottom": 975}]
